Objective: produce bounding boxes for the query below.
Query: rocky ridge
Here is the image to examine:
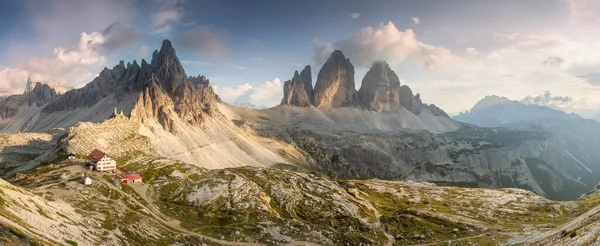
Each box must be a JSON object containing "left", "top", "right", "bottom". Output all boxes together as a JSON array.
[
  {"left": 23, "top": 78, "right": 72, "bottom": 95},
  {"left": 281, "top": 66, "right": 313, "bottom": 107},
  {"left": 281, "top": 51, "right": 449, "bottom": 117},
  {"left": 0, "top": 83, "right": 59, "bottom": 121}
]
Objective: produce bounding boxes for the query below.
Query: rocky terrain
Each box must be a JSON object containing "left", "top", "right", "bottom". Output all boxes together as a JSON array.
[
  {"left": 224, "top": 104, "right": 589, "bottom": 200},
  {"left": 3, "top": 152, "right": 600, "bottom": 245},
  {"left": 282, "top": 53, "right": 448, "bottom": 119},
  {"left": 23, "top": 78, "right": 72, "bottom": 95}
]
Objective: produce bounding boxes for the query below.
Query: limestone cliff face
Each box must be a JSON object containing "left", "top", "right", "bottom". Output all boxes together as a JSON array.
[
  {"left": 281, "top": 66, "right": 312, "bottom": 107},
  {"left": 357, "top": 61, "right": 401, "bottom": 111},
  {"left": 313, "top": 50, "right": 356, "bottom": 108},
  {"left": 398, "top": 85, "right": 423, "bottom": 115},
  {"left": 189, "top": 75, "right": 210, "bottom": 86},
  {"left": 129, "top": 40, "right": 220, "bottom": 132},
  {"left": 0, "top": 83, "right": 58, "bottom": 120},
  {"left": 24, "top": 78, "right": 71, "bottom": 95}
]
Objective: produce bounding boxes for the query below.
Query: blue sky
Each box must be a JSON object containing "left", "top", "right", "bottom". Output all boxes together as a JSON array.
[{"left": 1, "top": 0, "right": 600, "bottom": 117}]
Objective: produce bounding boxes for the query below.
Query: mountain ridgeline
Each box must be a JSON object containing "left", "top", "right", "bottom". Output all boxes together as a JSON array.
[{"left": 281, "top": 51, "right": 447, "bottom": 117}]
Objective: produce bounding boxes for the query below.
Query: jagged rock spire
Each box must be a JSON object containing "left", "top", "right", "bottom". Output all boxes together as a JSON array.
[
  {"left": 281, "top": 66, "right": 312, "bottom": 107},
  {"left": 313, "top": 50, "right": 356, "bottom": 108}
]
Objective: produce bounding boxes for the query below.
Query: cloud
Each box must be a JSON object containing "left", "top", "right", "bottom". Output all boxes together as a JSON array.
[
  {"left": 0, "top": 69, "right": 28, "bottom": 93},
  {"left": 465, "top": 47, "right": 480, "bottom": 55},
  {"left": 350, "top": 13, "right": 360, "bottom": 19},
  {"left": 312, "top": 39, "right": 334, "bottom": 67},
  {"left": 100, "top": 22, "right": 141, "bottom": 52},
  {"left": 543, "top": 56, "right": 565, "bottom": 67},
  {"left": 579, "top": 73, "right": 600, "bottom": 85},
  {"left": 518, "top": 91, "right": 591, "bottom": 114},
  {"left": 252, "top": 58, "right": 264, "bottom": 62},
  {"left": 0, "top": 32, "right": 108, "bottom": 92},
  {"left": 214, "top": 78, "right": 283, "bottom": 107},
  {"left": 136, "top": 45, "right": 151, "bottom": 60},
  {"left": 520, "top": 91, "right": 573, "bottom": 106},
  {"left": 175, "top": 26, "right": 228, "bottom": 58},
  {"left": 181, "top": 60, "right": 212, "bottom": 66},
  {"left": 515, "top": 35, "right": 563, "bottom": 49},
  {"left": 313, "top": 21, "right": 456, "bottom": 68},
  {"left": 152, "top": 0, "right": 184, "bottom": 35},
  {"left": 412, "top": 17, "right": 420, "bottom": 24}
]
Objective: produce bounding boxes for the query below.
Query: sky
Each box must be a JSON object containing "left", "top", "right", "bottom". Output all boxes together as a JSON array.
[{"left": 1, "top": 0, "right": 600, "bottom": 117}]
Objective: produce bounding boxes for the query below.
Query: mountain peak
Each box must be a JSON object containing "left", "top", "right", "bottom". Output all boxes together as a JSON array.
[
  {"left": 471, "top": 95, "right": 513, "bottom": 113},
  {"left": 160, "top": 39, "right": 174, "bottom": 53},
  {"left": 329, "top": 50, "right": 346, "bottom": 60}
]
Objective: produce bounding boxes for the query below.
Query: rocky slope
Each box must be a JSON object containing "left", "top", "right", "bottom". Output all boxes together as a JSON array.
[
  {"left": 222, "top": 104, "right": 592, "bottom": 200},
  {"left": 3, "top": 155, "right": 600, "bottom": 245}
]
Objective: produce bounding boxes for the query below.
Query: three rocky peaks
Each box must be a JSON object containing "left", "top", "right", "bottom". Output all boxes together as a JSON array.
[{"left": 281, "top": 50, "right": 448, "bottom": 116}]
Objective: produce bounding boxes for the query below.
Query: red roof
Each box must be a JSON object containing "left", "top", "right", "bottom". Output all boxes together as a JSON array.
[
  {"left": 88, "top": 149, "right": 108, "bottom": 162},
  {"left": 127, "top": 173, "right": 142, "bottom": 180}
]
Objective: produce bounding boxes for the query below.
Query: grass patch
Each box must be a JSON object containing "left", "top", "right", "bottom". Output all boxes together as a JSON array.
[{"left": 65, "top": 239, "right": 78, "bottom": 246}]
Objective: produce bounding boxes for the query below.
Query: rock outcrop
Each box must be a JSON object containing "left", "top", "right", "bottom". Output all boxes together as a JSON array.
[
  {"left": 189, "top": 75, "right": 210, "bottom": 86},
  {"left": 280, "top": 51, "right": 450, "bottom": 118},
  {"left": 281, "top": 66, "right": 312, "bottom": 107},
  {"left": 398, "top": 85, "right": 423, "bottom": 115},
  {"left": 130, "top": 40, "right": 220, "bottom": 132},
  {"left": 27, "top": 82, "right": 58, "bottom": 107},
  {"left": 24, "top": 78, "right": 71, "bottom": 95},
  {"left": 0, "top": 83, "right": 58, "bottom": 120},
  {"left": 313, "top": 50, "right": 356, "bottom": 108},
  {"left": 357, "top": 61, "right": 401, "bottom": 111}
]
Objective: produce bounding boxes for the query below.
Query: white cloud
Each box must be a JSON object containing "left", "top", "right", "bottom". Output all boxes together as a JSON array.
[
  {"left": 175, "top": 26, "right": 228, "bottom": 58},
  {"left": 520, "top": 91, "right": 596, "bottom": 115},
  {"left": 313, "top": 21, "right": 457, "bottom": 68},
  {"left": 412, "top": 17, "right": 420, "bottom": 24},
  {"left": 181, "top": 60, "right": 212, "bottom": 66},
  {"left": 465, "top": 47, "right": 480, "bottom": 55},
  {"left": 350, "top": 13, "right": 360, "bottom": 19},
  {"left": 0, "top": 32, "right": 108, "bottom": 92},
  {"left": 0, "top": 69, "right": 28, "bottom": 93},
  {"left": 214, "top": 78, "right": 283, "bottom": 108}
]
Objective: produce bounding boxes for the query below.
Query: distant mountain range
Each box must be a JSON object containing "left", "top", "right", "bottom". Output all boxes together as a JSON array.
[{"left": 453, "top": 95, "right": 582, "bottom": 127}]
